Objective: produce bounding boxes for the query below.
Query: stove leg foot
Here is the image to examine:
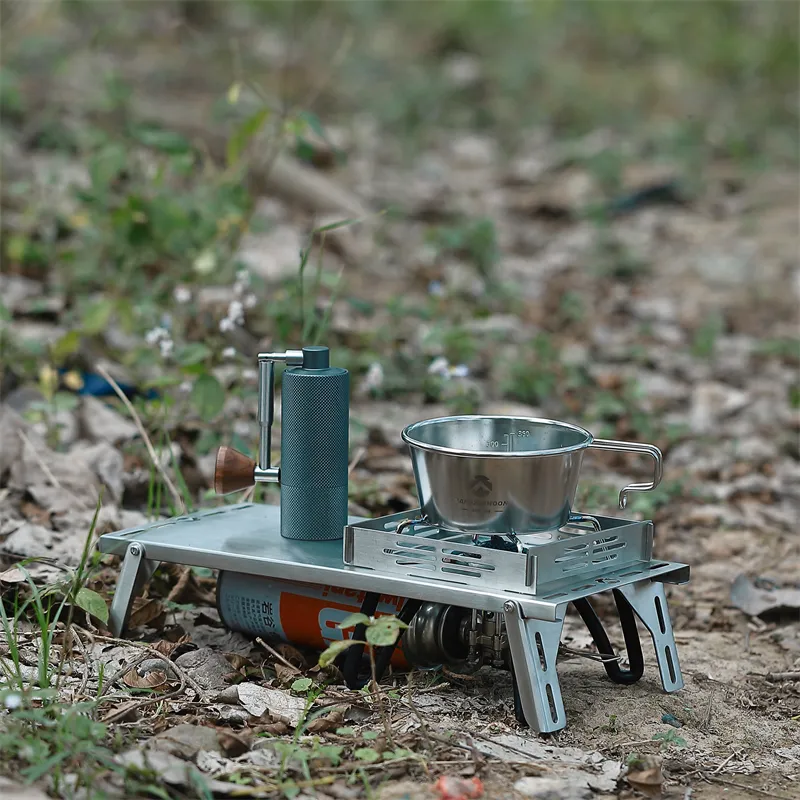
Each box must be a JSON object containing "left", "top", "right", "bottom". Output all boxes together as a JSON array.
[
  {"left": 108, "top": 543, "right": 159, "bottom": 637},
  {"left": 503, "top": 601, "right": 567, "bottom": 733},
  {"left": 617, "top": 580, "right": 683, "bottom": 692}
]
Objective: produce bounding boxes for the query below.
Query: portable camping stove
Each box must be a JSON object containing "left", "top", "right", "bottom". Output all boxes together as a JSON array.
[{"left": 97, "top": 346, "right": 689, "bottom": 734}]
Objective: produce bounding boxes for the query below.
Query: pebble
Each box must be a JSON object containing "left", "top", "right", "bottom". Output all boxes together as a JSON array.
[
  {"left": 689, "top": 381, "right": 750, "bottom": 433},
  {"left": 513, "top": 776, "right": 590, "bottom": 800}
]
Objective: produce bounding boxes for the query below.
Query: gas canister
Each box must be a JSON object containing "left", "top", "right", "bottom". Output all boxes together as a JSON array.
[{"left": 216, "top": 572, "right": 412, "bottom": 668}]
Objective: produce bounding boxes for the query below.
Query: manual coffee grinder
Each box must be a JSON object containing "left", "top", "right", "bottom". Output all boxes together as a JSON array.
[{"left": 97, "top": 344, "right": 690, "bottom": 734}]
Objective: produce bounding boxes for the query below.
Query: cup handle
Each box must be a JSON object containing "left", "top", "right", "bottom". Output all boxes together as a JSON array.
[{"left": 588, "top": 439, "right": 663, "bottom": 509}]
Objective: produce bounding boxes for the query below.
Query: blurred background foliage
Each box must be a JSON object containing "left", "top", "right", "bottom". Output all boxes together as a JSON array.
[{"left": 0, "top": 0, "right": 797, "bottom": 514}]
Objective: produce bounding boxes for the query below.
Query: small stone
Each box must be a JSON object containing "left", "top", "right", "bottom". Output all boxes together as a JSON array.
[
  {"left": 689, "top": 381, "right": 749, "bottom": 433},
  {"left": 175, "top": 648, "right": 235, "bottom": 692},
  {"left": 451, "top": 134, "right": 495, "bottom": 168},
  {"left": 72, "top": 442, "right": 125, "bottom": 504},
  {"left": 79, "top": 396, "right": 138, "bottom": 444},
  {"left": 513, "top": 775, "right": 590, "bottom": 800},
  {"left": 149, "top": 723, "right": 222, "bottom": 759},
  {"left": 236, "top": 224, "right": 304, "bottom": 282},
  {"left": 631, "top": 296, "right": 676, "bottom": 324}
]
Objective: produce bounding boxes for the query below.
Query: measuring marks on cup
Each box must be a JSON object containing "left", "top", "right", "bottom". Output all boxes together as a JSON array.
[{"left": 485, "top": 429, "right": 531, "bottom": 451}]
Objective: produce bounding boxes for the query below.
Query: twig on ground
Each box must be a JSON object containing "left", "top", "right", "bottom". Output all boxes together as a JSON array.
[
  {"left": 256, "top": 636, "right": 300, "bottom": 672},
  {"left": 766, "top": 671, "right": 800, "bottom": 682},
  {"left": 348, "top": 447, "right": 366, "bottom": 475},
  {"left": 703, "top": 775, "right": 793, "bottom": 800},
  {"left": 77, "top": 628, "right": 210, "bottom": 702},
  {"left": 95, "top": 365, "right": 186, "bottom": 514},
  {"left": 404, "top": 671, "right": 433, "bottom": 756},
  {"left": 17, "top": 430, "right": 73, "bottom": 497}
]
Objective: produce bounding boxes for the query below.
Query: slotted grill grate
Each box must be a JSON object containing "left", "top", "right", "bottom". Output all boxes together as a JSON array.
[{"left": 343, "top": 511, "right": 653, "bottom": 596}]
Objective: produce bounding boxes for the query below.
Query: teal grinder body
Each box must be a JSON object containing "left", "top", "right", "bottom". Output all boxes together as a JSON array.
[{"left": 280, "top": 346, "right": 349, "bottom": 541}]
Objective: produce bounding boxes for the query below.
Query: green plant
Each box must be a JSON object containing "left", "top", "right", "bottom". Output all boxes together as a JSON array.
[
  {"left": 652, "top": 728, "right": 688, "bottom": 750},
  {"left": 692, "top": 312, "right": 726, "bottom": 358},
  {"left": 502, "top": 333, "right": 560, "bottom": 406},
  {"left": 428, "top": 217, "right": 499, "bottom": 281},
  {"left": 318, "top": 613, "right": 408, "bottom": 745}
]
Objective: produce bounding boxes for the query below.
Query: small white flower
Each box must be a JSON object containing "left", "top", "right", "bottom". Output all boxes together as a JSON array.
[
  {"left": 193, "top": 249, "right": 216, "bottom": 275},
  {"left": 243, "top": 293, "right": 257, "bottom": 309},
  {"left": 145, "top": 326, "right": 168, "bottom": 345},
  {"left": 236, "top": 268, "right": 250, "bottom": 285},
  {"left": 242, "top": 368, "right": 257, "bottom": 381},
  {"left": 222, "top": 346, "right": 237, "bottom": 359},
  {"left": 450, "top": 364, "right": 469, "bottom": 378},
  {"left": 428, "top": 280, "right": 445, "bottom": 297},
  {"left": 219, "top": 317, "right": 235, "bottom": 333},
  {"left": 173, "top": 286, "right": 192, "bottom": 304},
  {"left": 159, "top": 338, "right": 174, "bottom": 358},
  {"left": 427, "top": 356, "right": 450, "bottom": 377},
  {"left": 359, "top": 362, "right": 384, "bottom": 394},
  {"left": 227, "top": 300, "right": 245, "bottom": 325},
  {"left": 4, "top": 693, "right": 22, "bottom": 710},
  {"left": 179, "top": 380, "right": 192, "bottom": 393}
]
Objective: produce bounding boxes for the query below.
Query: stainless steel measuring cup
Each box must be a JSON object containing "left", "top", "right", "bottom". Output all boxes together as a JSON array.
[{"left": 401, "top": 415, "right": 663, "bottom": 533}]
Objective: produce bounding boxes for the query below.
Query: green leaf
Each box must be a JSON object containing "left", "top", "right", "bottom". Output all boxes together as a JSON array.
[
  {"left": 175, "top": 342, "right": 211, "bottom": 367},
  {"left": 281, "top": 781, "right": 300, "bottom": 800},
  {"left": 21, "top": 749, "right": 71, "bottom": 782},
  {"left": 299, "top": 110, "right": 326, "bottom": 140},
  {"left": 353, "top": 747, "right": 380, "bottom": 763},
  {"left": 313, "top": 218, "right": 358, "bottom": 234},
  {"left": 190, "top": 374, "right": 225, "bottom": 421},
  {"left": 335, "top": 727, "right": 355, "bottom": 736},
  {"left": 51, "top": 330, "right": 81, "bottom": 363},
  {"left": 130, "top": 125, "right": 192, "bottom": 154},
  {"left": 336, "top": 612, "right": 370, "bottom": 630},
  {"left": 317, "top": 638, "right": 361, "bottom": 668},
  {"left": 227, "top": 108, "right": 271, "bottom": 167},
  {"left": 0, "top": 301, "right": 11, "bottom": 323},
  {"left": 362, "top": 731, "right": 379, "bottom": 741},
  {"left": 74, "top": 588, "right": 109, "bottom": 624},
  {"left": 82, "top": 299, "right": 115, "bottom": 335},
  {"left": 315, "top": 744, "right": 343, "bottom": 766},
  {"left": 291, "top": 677, "right": 313, "bottom": 693},
  {"left": 365, "top": 616, "right": 407, "bottom": 647}
]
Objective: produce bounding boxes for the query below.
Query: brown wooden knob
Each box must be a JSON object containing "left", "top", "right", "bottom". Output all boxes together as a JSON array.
[{"left": 214, "top": 446, "right": 256, "bottom": 495}]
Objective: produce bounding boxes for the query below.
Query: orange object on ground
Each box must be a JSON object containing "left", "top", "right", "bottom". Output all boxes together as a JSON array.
[{"left": 433, "top": 775, "right": 484, "bottom": 800}]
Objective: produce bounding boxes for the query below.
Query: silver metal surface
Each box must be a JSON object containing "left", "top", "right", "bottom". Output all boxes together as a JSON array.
[
  {"left": 617, "top": 580, "right": 684, "bottom": 692},
  {"left": 254, "top": 349, "right": 304, "bottom": 482},
  {"left": 401, "top": 415, "right": 663, "bottom": 532},
  {"left": 503, "top": 600, "right": 567, "bottom": 734},
  {"left": 97, "top": 503, "right": 688, "bottom": 625},
  {"left": 343, "top": 512, "right": 653, "bottom": 596},
  {"left": 589, "top": 439, "right": 663, "bottom": 509},
  {"left": 257, "top": 359, "right": 273, "bottom": 471},
  {"left": 99, "top": 502, "right": 688, "bottom": 734},
  {"left": 401, "top": 602, "right": 468, "bottom": 668},
  {"left": 108, "top": 542, "right": 159, "bottom": 637}
]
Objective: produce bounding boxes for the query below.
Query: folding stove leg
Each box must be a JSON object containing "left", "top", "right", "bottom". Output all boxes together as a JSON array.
[
  {"left": 617, "top": 579, "right": 683, "bottom": 693},
  {"left": 503, "top": 600, "right": 567, "bottom": 734},
  {"left": 108, "top": 543, "right": 159, "bottom": 637}
]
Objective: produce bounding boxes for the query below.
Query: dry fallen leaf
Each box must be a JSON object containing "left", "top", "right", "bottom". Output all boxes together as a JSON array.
[
  {"left": 101, "top": 699, "right": 142, "bottom": 724},
  {"left": 217, "top": 729, "right": 251, "bottom": 758},
  {"left": 167, "top": 566, "right": 216, "bottom": 605},
  {"left": 626, "top": 756, "right": 663, "bottom": 798},
  {"left": 128, "top": 598, "right": 166, "bottom": 629},
  {"left": 306, "top": 708, "right": 345, "bottom": 733},
  {"left": 237, "top": 682, "right": 307, "bottom": 727},
  {"left": 123, "top": 667, "right": 169, "bottom": 690}
]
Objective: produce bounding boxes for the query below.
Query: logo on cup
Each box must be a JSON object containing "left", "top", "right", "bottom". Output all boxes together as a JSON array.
[{"left": 471, "top": 474, "right": 492, "bottom": 497}]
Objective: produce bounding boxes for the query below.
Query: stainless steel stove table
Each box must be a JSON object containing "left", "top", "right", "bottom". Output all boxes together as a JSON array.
[{"left": 97, "top": 502, "right": 689, "bottom": 734}]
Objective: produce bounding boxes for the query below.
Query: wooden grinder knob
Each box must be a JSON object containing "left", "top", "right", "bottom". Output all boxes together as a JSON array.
[{"left": 214, "top": 446, "right": 256, "bottom": 495}]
